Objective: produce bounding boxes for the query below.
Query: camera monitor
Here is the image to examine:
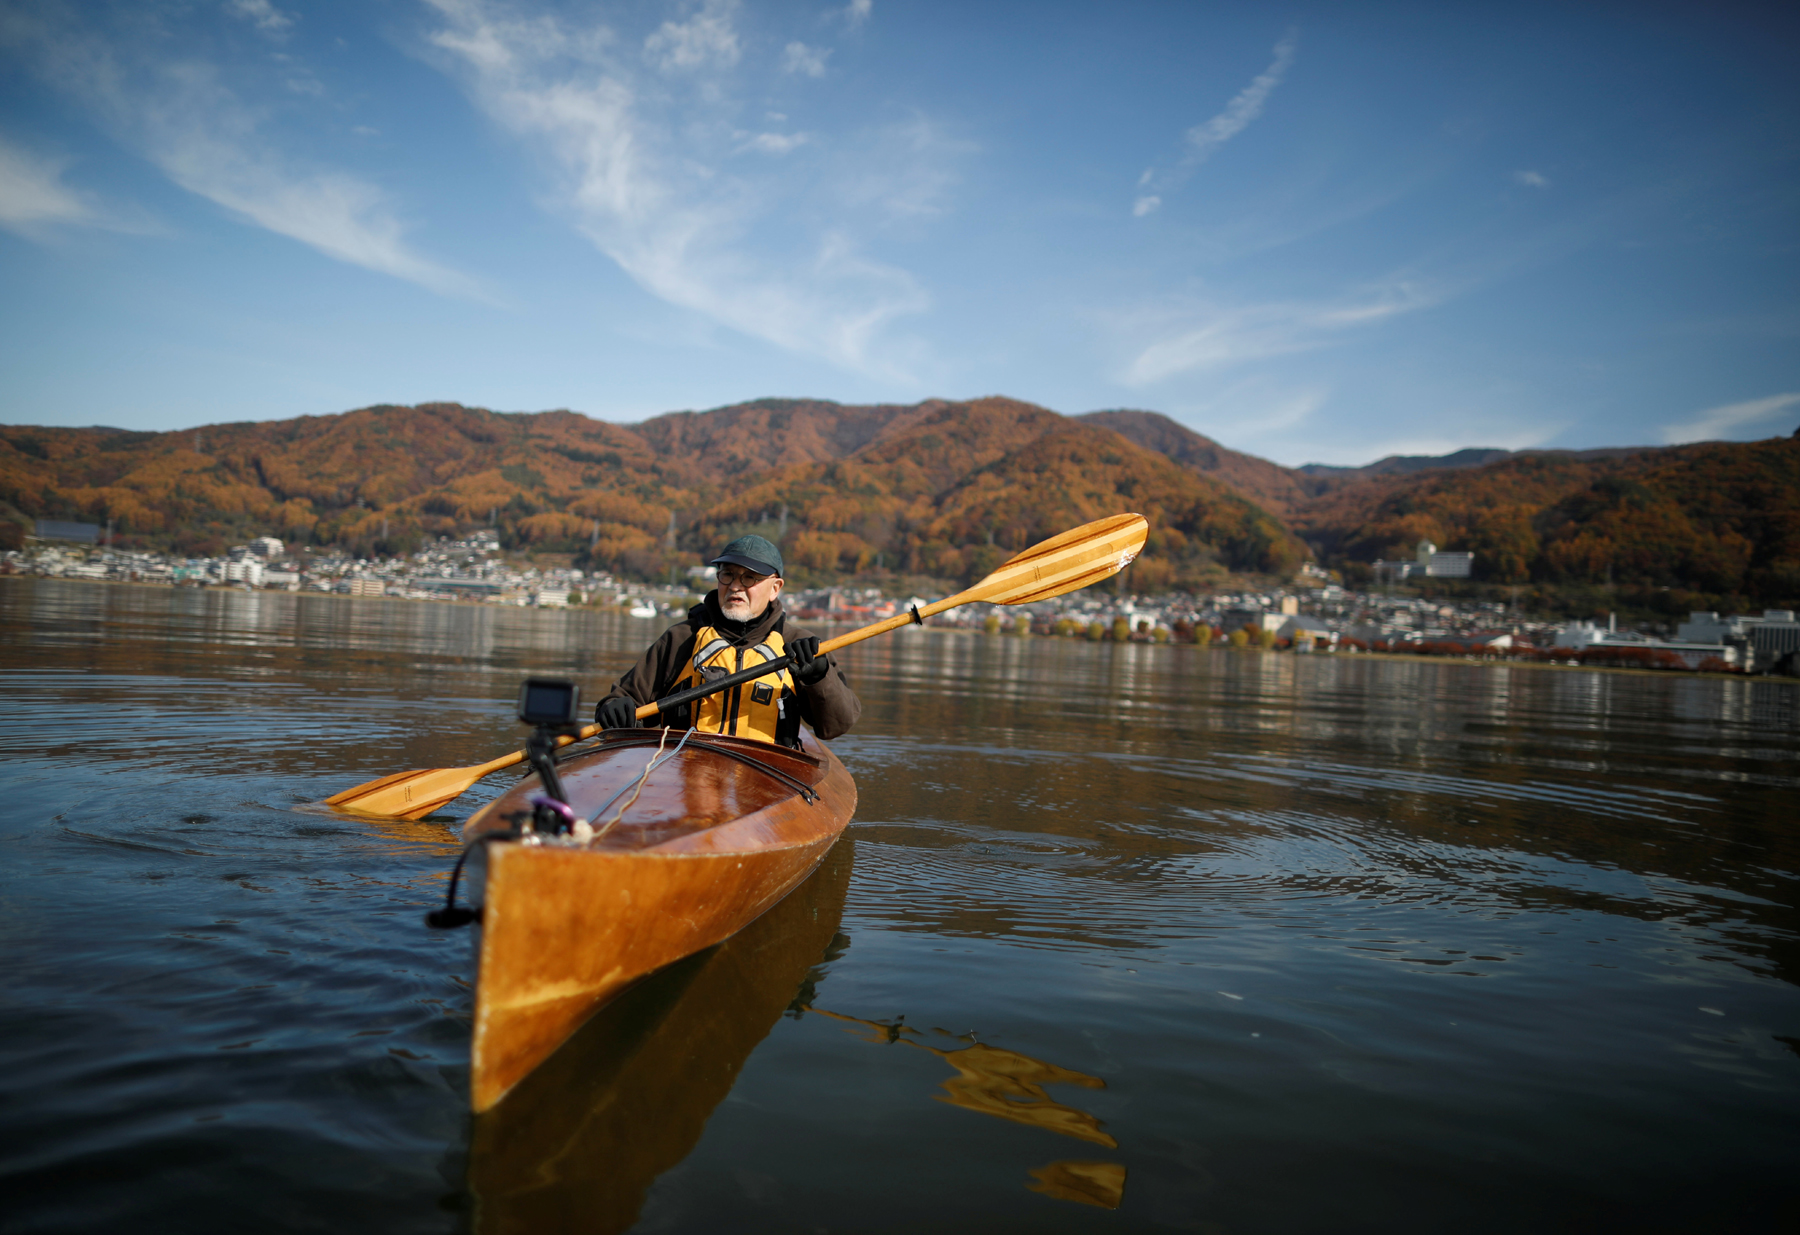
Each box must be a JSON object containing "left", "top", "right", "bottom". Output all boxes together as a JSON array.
[{"left": 517, "top": 678, "right": 580, "bottom": 727}]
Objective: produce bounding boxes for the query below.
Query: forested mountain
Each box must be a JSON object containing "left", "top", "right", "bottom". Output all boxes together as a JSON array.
[
  {"left": 2, "top": 398, "right": 1795, "bottom": 606},
  {"left": 1076, "top": 410, "right": 1327, "bottom": 517},
  {"left": 1297, "top": 437, "right": 1800, "bottom": 609},
  {"left": 0, "top": 397, "right": 1304, "bottom": 589}
]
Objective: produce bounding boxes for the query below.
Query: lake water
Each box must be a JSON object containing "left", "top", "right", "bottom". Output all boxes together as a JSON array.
[{"left": 3, "top": 579, "right": 1797, "bottom": 1233}]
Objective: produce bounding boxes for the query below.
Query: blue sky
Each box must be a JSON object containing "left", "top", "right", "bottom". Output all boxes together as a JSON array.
[{"left": 1, "top": 0, "right": 1795, "bottom": 466}]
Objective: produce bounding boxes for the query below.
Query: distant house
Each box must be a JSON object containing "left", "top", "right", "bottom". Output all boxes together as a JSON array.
[
  {"left": 1222, "top": 607, "right": 1286, "bottom": 634},
  {"left": 1278, "top": 615, "right": 1336, "bottom": 650}
]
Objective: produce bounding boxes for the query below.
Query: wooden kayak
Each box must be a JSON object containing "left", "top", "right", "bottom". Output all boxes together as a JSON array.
[
  {"left": 456, "top": 726, "right": 856, "bottom": 1113},
  {"left": 468, "top": 838, "right": 853, "bottom": 1233}
]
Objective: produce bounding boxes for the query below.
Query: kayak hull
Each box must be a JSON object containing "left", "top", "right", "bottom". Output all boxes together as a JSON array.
[
  {"left": 461, "top": 729, "right": 855, "bottom": 1112},
  {"left": 466, "top": 842, "right": 854, "bottom": 1234}
]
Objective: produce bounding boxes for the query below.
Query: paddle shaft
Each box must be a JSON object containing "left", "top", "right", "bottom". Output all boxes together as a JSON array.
[{"left": 325, "top": 514, "right": 1148, "bottom": 816}]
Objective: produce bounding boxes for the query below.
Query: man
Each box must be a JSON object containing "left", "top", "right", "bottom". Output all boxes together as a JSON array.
[{"left": 595, "top": 534, "right": 860, "bottom": 745}]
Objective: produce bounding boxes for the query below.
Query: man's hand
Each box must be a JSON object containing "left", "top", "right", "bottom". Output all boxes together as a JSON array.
[
  {"left": 596, "top": 696, "right": 640, "bottom": 729},
  {"left": 788, "top": 635, "right": 830, "bottom": 686}
]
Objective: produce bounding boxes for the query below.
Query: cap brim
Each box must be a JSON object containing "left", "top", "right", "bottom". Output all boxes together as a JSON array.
[{"left": 709, "top": 552, "right": 780, "bottom": 577}]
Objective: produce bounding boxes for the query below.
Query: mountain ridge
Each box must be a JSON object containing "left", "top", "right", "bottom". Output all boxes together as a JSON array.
[{"left": 3, "top": 398, "right": 1794, "bottom": 607}]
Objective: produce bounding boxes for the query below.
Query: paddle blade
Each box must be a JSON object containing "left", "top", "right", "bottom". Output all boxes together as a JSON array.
[
  {"left": 975, "top": 513, "right": 1149, "bottom": 606},
  {"left": 325, "top": 765, "right": 484, "bottom": 820}
]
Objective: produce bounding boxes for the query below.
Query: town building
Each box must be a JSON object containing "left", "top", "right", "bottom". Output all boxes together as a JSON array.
[
  {"left": 1373, "top": 539, "right": 1475, "bottom": 581},
  {"left": 1676, "top": 610, "right": 1800, "bottom": 671},
  {"left": 1555, "top": 614, "right": 1737, "bottom": 669}
]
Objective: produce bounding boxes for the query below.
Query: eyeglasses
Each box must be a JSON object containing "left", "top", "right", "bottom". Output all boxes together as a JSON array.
[{"left": 716, "top": 565, "right": 772, "bottom": 587}]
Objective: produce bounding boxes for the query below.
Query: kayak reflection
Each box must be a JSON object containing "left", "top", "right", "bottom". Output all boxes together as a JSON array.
[
  {"left": 805, "top": 1007, "right": 1128, "bottom": 1209},
  {"left": 466, "top": 838, "right": 854, "bottom": 1235}
]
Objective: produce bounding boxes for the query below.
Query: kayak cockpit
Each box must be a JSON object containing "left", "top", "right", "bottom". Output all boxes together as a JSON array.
[{"left": 461, "top": 729, "right": 829, "bottom": 853}]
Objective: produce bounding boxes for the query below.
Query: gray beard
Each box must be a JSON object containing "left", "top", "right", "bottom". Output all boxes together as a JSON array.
[{"left": 718, "top": 597, "right": 765, "bottom": 623}]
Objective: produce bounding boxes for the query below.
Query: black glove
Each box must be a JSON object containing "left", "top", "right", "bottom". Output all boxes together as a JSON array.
[
  {"left": 596, "top": 696, "right": 640, "bottom": 729},
  {"left": 788, "top": 635, "right": 829, "bottom": 686}
]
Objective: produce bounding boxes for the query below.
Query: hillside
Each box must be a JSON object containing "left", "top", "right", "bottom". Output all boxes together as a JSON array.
[
  {"left": 3, "top": 398, "right": 1794, "bottom": 607},
  {"left": 1077, "top": 410, "right": 1327, "bottom": 517},
  {"left": 1295, "top": 444, "right": 1652, "bottom": 481},
  {"left": 0, "top": 397, "right": 1305, "bottom": 589},
  {"left": 1073, "top": 411, "right": 1798, "bottom": 609},
  {"left": 689, "top": 408, "right": 1304, "bottom": 588},
  {"left": 1292, "top": 436, "right": 1800, "bottom": 610}
]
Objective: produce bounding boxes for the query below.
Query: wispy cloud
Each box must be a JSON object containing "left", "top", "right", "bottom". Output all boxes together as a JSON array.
[
  {"left": 644, "top": 0, "right": 740, "bottom": 72},
  {"left": 782, "top": 40, "right": 829, "bottom": 77},
  {"left": 423, "top": 0, "right": 933, "bottom": 376},
  {"left": 836, "top": 0, "right": 873, "bottom": 31},
  {"left": 3, "top": 2, "right": 482, "bottom": 298},
  {"left": 0, "top": 133, "right": 98, "bottom": 235},
  {"left": 1116, "top": 279, "right": 1437, "bottom": 386},
  {"left": 224, "top": 0, "right": 292, "bottom": 36},
  {"left": 738, "top": 130, "right": 810, "bottom": 155},
  {"left": 1661, "top": 392, "right": 1800, "bottom": 443},
  {"left": 1134, "top": 29, "right": 1295, "bottom": 217},
  {"left": 1514, "top": 169, "right": 1550, "bottom": 188},
  {"left": 838, "top": 115, "right": 972, "bottom": 219}
]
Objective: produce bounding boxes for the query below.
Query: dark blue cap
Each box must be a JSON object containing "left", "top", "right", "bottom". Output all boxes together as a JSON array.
[{"left": 710, "top": 534, "right": 783, "bottom": 578}]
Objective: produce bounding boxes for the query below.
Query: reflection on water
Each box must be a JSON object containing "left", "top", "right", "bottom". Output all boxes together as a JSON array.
[
  {"left": 810, "top": 1008, "right": 1126, "bottom": 1207},
  {"left": 1028, "top": 1160, "right": 1129, "bottom": 1210},
  {"left": 3, "top": 579, "right": 1799, "bottom": 1233},
  {"left": 813, "top": 1009, "right": 1116, "bottom": 1148}
]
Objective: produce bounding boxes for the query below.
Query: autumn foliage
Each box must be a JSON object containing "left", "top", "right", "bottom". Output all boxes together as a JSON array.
[
  {"left": 0, "top": 397, "right": 1300, "bottom": 588},
  {"left": 1300, "top": 437, "right": 1800, "bottom": 606},
  {"left": 3, "top": 397, "right": 1794, "bottom": 605}
]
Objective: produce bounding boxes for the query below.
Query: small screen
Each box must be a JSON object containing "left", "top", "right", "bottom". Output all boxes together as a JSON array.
[{"left": 523, "top": 682, "right": 574, "bottom": 721}]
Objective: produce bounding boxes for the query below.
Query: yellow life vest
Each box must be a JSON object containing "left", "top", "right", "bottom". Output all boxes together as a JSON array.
[{"left": 672, "top": 624, "right": 797, "bottom": 744}]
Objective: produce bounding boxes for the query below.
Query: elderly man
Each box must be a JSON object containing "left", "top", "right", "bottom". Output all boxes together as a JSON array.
[{"left": 594, "top": 535, "right": 860, "bottom": 745}]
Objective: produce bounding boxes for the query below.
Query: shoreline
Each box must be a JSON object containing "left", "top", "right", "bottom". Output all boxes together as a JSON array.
[{"left": 7, "top": 574, "right": 1791, "bottom": 687}]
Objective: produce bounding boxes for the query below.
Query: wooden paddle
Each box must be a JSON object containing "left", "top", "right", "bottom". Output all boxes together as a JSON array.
[{"left": 325, "top": 512, "right": 1149, "bottom": 819}]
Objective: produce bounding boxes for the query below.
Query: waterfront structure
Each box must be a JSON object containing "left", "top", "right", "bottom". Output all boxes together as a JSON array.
[
  {"left": 1554, "top": 616, "right": 1737, "bottom": 670},
  {"left": 1278, "top": 615, "right": 1336, "bottom": 649},
  {"left": 1676, "top": 610, "right": 1800, "bottom": 671}
]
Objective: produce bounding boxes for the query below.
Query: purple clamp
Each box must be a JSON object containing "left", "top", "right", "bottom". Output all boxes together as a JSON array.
[{"left": 528, "top": 795, "right": 578, "bottom": 829}]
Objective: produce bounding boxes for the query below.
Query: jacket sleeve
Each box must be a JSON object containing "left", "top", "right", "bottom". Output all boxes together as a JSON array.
[
  {"left": 787, "top": 621, "right": 862, "bottom": 740},
  {"left": 601, "top": 621, "right": 695, "bottom": 715}
]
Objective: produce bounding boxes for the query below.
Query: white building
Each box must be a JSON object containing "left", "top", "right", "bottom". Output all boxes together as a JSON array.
[
  {"left": 1555, "top": 614, "right": 1737, "bottom": 668},
  {"left": 1416, "top": 539, "right": 1474, "bottom": 578},
  {"left": 1374, "top": 539, "right": 1475, "bottom": 581},
  {"left": 1676, "top": 610, "right": 1800, "bottom": 670},
  {"left": 225, "top": 559, "right": 265, "bottom": 586}
]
